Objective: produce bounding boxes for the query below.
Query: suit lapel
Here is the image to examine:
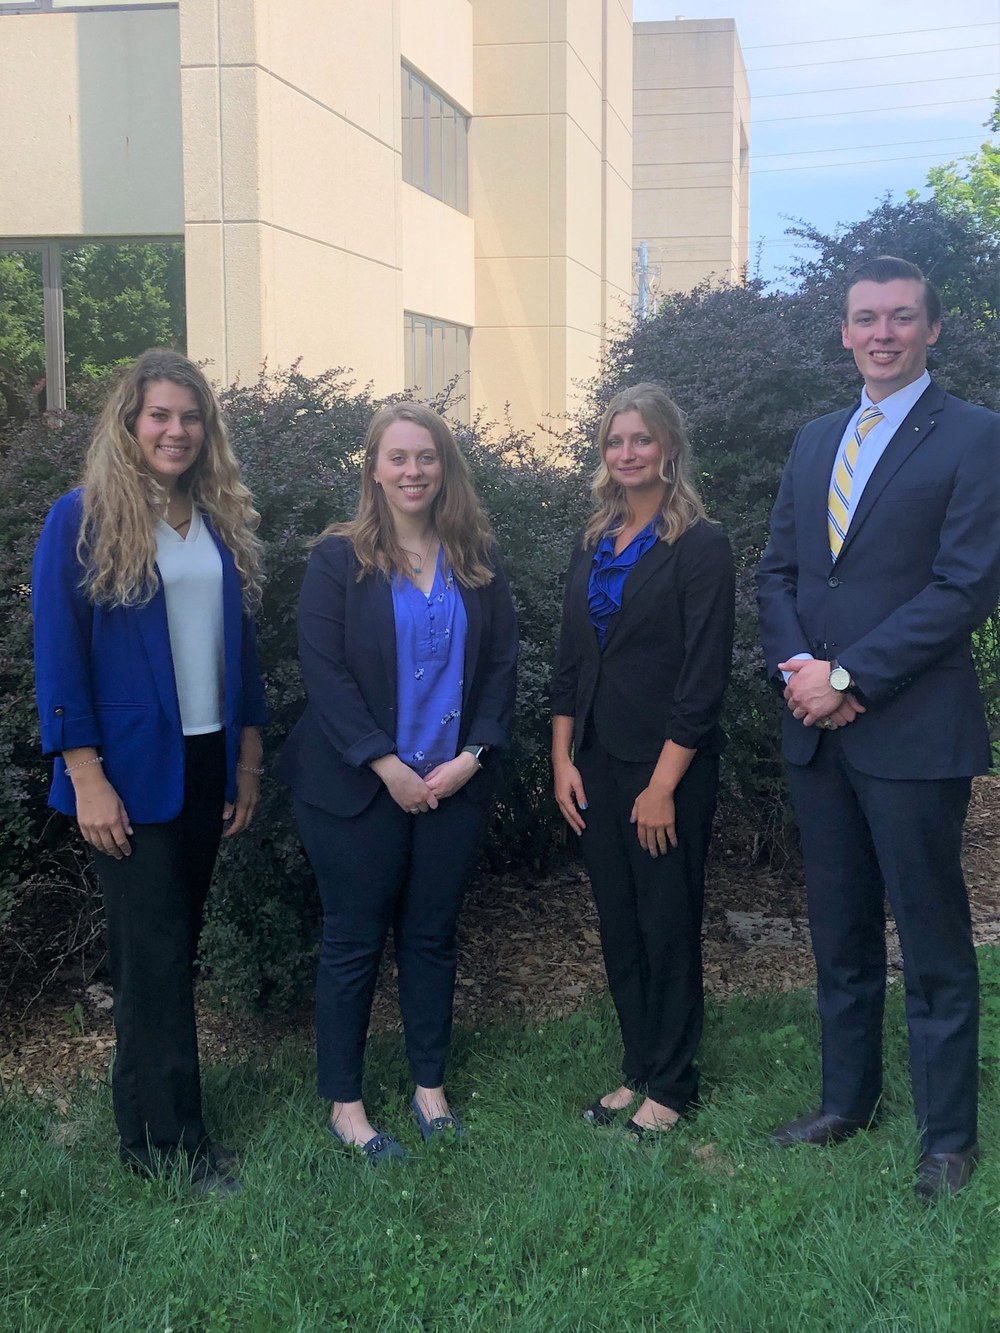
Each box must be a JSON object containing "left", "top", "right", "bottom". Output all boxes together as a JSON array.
[
  {"left": 837, "top": 387, "right": 943, "bottom": 558},
  {"left": 460, "top": 579, "right": 483, "bottom": 706},
  {"left": 602, "top": 538, "right": 678, "bottom": 652},
  {"left": 365, "top": 571, "right": 399, "bottom": 714},
  {"left": 135, "top": 581, "right": 182, "bottom": 726},
  {"left": 807, "top": 407, "right": 856, "bottom": 568}
]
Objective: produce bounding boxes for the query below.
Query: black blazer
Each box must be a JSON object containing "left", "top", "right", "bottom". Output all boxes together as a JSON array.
[
  {"left": 277, "top": 535, "right": 519, "bottom": 815},
  {"left": 757, "top": 382, "right": 1000, "bottom": 778},
  {"left": 551, "top": 519, "right": 735, "bottom": 762}
]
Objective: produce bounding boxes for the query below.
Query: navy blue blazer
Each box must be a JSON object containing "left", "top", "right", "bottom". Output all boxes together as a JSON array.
[
  {"left": 32, "top": 489, "right": 268, "bottom": 821},
  {"left": 757, "top": 382, "right": 1000, "bottom": 778},
  {"left": 276, "top": 535, "right": 519, "bottom": 816},
  {"left": 551, "top": 519, "right": 735, "bottom": 761}
]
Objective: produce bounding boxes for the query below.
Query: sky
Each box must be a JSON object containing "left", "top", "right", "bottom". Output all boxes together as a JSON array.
[{"left": 633, "top": 0, "right": 1000, "bottom": 285}]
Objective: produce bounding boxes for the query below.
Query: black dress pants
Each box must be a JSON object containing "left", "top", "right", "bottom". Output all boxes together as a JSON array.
[
  {"left": 92, "top": 731, "right": 225, "bottom": 1174},
  {"left": 294, "top": 783, "right": 490, "bottom": 1103},
  {"left": 787, "top": 733, "right": 978, "bottom": 1154},
  {"left": 577, "top": 739, "right": 719, "bottom": 1113}
]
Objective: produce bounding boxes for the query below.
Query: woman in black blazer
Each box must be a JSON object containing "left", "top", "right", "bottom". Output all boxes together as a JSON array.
[
  {"left": 551, "top": 383, "right": 734, "bottom": 1139},
  {"left": 278, "top": 403, "right": 517, "bottom": 1165}
]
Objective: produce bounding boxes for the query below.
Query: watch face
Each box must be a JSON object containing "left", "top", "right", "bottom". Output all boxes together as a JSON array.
[{"left": 830, "top": 667, "right": 851, "bottom": 691}]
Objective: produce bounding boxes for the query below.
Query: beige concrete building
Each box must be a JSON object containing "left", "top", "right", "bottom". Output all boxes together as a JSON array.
[
  {"left": 633, "top": 18, "right": 750, "bottom": 297},
  {"left": 0, "top": 1, "right": 747, "bottom": 431}
]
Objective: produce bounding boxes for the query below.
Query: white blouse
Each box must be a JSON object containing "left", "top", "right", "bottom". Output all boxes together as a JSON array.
[{"left": 154, "top": 507, "right": 225, "bottom": 735}]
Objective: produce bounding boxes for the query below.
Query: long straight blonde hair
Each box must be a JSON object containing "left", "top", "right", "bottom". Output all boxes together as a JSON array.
[
  {"left": 78, "top": 349, "right": 262, "bottom": 609},
  {"left": 583, "top": 382, "right": 707, "bottom": 548},
  {"left": 320, "top": 402, "right": 495, "bottom": 588}
]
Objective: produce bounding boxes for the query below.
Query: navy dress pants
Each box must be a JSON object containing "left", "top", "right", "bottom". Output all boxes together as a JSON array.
[
  {"left": 295, "top": 782, "right": 490, "bottom": 1103},
  {"left": 787, "top": 732, "right": 978, "bottom": 1154},
  {"left": 577, "top": 739, "right": 719, "bottom": 1114},
  {"left": 92, "top": 731, "right": 226, "bottom": 1174}
]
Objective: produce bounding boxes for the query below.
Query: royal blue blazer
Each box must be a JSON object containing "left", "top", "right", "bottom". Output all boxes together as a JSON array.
[{"left": 32, "top": 489, "right": 268, "bottom": 822}]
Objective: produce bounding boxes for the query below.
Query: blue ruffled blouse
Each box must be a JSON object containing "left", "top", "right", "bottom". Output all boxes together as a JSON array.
[
  {"left": 392, "top": 551, "right": 468, "bottom": 775},
  {"left": 588, "top": 520, "right": 660, "bottom": 648}
]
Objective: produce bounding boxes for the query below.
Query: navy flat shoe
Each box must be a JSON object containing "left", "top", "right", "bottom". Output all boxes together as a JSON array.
[
  {"left": 327, "top": 1120, "right": 408, "bottom": 1167},
  {"left": 411, "top": 1095, "right": 465, "bottom": 1143},
  {"left": 582, "top": 1098, "right": 620, "bottom": 1126}
]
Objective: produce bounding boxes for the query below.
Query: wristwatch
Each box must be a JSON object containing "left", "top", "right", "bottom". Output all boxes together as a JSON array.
[
  {"left": 829, "top": 660, "right": 853, "bottom": 692},
  {"left": 462, "top": 744, "right": 488, "bottom": 764}
]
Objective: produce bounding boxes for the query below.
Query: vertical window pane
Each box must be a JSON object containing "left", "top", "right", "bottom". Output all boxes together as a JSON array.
[{"left": 400, "top": 64, "right": 468, "bottom": 213}]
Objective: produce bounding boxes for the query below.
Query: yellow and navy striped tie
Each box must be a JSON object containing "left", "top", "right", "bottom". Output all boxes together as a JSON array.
[{"left": 828, "top": 404, "right": 883, "bottom": 561}]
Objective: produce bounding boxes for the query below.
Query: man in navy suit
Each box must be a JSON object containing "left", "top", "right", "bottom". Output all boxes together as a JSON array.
[{"left": 757, "top": 256, "right": 1000, "bottom": 1201}]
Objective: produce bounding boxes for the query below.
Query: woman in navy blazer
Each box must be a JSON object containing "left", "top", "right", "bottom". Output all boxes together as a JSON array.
[
  {"left": 32, "top": 350, "right": 266, "bottom": 1196},
  {"left": 551, "top": 384, "right": 734, "bottom": 1139},
  {"left": 278, "top": 402, "right": 517, "bottom": 1165}
]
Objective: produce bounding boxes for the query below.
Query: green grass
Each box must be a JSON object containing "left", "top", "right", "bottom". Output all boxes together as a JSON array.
[{"left": 3, "top": 950, "right": 1000, "bottom": 1333}]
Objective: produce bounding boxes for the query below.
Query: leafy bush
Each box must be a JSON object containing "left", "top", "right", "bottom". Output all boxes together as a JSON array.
[
  {"left": 0, "top": 366, "right": 588, "bottom": 1005},
  {"left": 580, "top": 196, "right": 1000, "bottom": 859},
  {"left": 3, "top": 196, "right": 997, "bottom": 1007}
]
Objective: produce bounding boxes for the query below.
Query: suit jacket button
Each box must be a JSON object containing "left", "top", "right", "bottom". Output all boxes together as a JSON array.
[
  {"left": 827, "top": 576, "right": 841, "bottom": 588},
  {"left": 54, "top": 706, "right": 65, "bottom": 715}
]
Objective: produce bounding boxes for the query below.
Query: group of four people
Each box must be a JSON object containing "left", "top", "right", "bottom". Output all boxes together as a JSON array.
[{"left": 31, "top": 256, "right": 1000, "bottom": 1203}]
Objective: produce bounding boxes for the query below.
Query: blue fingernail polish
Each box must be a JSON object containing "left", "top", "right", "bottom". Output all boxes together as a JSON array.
[{"left": 580, "top": 802, "right": 588, "bottom": 810}]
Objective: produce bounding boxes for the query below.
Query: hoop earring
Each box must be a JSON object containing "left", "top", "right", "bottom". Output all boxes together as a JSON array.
[{"left": 663, "top": 457, "right": 677, "bottom": 485}]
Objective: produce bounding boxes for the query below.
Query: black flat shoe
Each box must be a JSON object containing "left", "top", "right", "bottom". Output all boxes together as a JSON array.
[
  {"left": 582, "top": 1098, "right": 620, "bottom": 1126},
  {"left": 623, "top": 1117, "right": 675, "bottom": 1144}
]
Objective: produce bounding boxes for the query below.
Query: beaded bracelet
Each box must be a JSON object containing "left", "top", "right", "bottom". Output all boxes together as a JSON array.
[
  {"left": 237, "top": 762, "right": 265, "bottom": 775},
  {"left": 64, "top": 755, "right": 103, "bottom": 774}
]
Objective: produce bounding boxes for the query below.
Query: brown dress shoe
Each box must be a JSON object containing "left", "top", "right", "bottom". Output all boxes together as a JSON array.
[
  {"left": 770, "top": 1109, "right": 877, "bottom": 1146},
  {"left": 914, "top": 1147, "right": 980, "bottom": 1203}
]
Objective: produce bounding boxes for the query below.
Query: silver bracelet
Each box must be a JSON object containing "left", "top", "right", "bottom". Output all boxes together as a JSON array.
[
  {"left": 237, "top": 762, "right": 265, "bottom": 775},
  {"left": 64, "top": 755, "right": 103, "bottom": 774}
]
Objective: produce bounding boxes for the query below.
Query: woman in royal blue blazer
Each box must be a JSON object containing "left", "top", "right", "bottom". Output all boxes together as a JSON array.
[
  {"left": 551, "top": 384, "right": 734, "bottom": 1140},
  {"left": 278, "top": 402, "right": 517, "bottom": 1166},
  {"left": 32, "top": 350, "right": 266, "bottom": 1197}
]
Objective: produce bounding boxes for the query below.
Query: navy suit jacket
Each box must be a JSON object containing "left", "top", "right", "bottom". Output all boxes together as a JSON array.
[
  {"left": 551, "top": 520, "right": 735, "bottom": 761},
  {"left": 32, "top": 489, "right": 268, "bottom": 821},
  {"left": 276, "top": 535, "right": 519, "bottom": 816},
  {"left": 757, "top": 382, "right": 1000, "bottom": 778}
]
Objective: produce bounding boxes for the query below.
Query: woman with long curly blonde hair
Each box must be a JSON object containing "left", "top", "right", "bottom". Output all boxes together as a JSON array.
[
  {"left": 552, "top": 382, "right": 734, "bottom": 1142},
  {"left": 32, "top": 349, "right": 267, "bottom": 1198},
  {"left": 279, "top": 402, "right": 518, "bottom": 1166}
]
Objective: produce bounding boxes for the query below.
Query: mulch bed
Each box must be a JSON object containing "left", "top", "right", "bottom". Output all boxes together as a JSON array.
[{"left": 3, "top": 776, "right": 998, "bottom": 1105}]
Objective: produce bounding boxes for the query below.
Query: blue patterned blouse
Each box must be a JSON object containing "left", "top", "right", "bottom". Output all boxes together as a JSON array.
[
  {"left": 392, "top": 551, "right": 468, "bottom": 776},
  {"left": 588, "top": 520, "right": 660, "bottom": 649}
]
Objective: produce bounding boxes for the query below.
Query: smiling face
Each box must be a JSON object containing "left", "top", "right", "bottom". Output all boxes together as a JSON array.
[
  {"left": 603, "top": 409, "right": 673, "bottom": 498},
  {"left": 841, "top": 278, "right": 941, "bottom": 403},
  {"left": 133, "top": 379, "right": 205, "bottom": 494},
  {"left": 372, "top": 418, "right": 443, "bottom": 525}
]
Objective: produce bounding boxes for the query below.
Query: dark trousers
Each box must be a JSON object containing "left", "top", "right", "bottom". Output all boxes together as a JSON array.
[
  {"left": 787, "top": 733, "right": 978, "bottom": 1154},
  {"left": 92, "top": 731, "right": 225, "bottom": 1173},
  {"left": 294, "top": 784, "right": 490, "bottom": 1103},
  {"left": 577, "top": 739, "right": 719, "bottom": 1113}
]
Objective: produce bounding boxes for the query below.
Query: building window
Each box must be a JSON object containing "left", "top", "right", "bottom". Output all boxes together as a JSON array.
[
  {"left": 401, "top": 65, "right": 469, "bottom": 213},
  {"left": 0, "top": 2, "right": 176, "bottom": 12},
  {"left": 404, "top": 313, "right": 470, "bottom": 422}
]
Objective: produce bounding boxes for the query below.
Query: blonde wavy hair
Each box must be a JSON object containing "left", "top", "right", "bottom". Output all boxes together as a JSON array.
[
  {"left": 583, "top": 382, "right": 707, "bottom": 548},
  {"left": 319, "top": 402, "right": 495, "bottom": 588},
  {"left": 78, "top": 349, "right": 262, "bottom": 609}
]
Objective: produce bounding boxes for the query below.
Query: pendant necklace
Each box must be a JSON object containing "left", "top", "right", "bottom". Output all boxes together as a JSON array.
[{"left": 403, "top": 534, "right": 436, "bottom": 574}]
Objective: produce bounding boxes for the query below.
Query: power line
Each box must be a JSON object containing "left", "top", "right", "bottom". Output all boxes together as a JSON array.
[
  {"left": 755, "top": 135, "right": 983, "bottom": 160},
  {"left": 755, "top": 72, "right": 999, "bottom": 100},
  {"left": 741, "top": 22, "right": 998, "bottom": 51},
  {"left": 747, "top": 41, "right": 992, "bottom": 72},
  {"left": 756, "top": 96, "right": 991, "bottom": 125},
  {"left": 753, "top": 150, "right": 983, "bottom": 175}
]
